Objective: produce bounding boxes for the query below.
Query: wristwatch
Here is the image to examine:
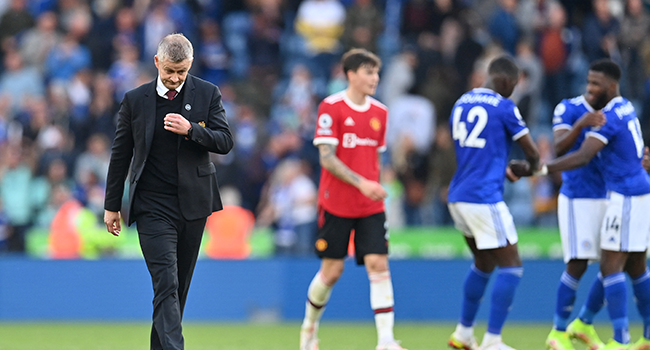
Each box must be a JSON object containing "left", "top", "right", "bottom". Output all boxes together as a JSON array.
[{"left": 186, "top": 126, "right": 193, "bottom": 138}]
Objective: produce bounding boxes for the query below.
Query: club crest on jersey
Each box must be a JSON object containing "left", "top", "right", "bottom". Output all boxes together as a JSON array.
[
  {"left": 318, "top": 113, "right": 333, "bottom": 129},
  {"left": 198, "top": 121, "right": 206, "bottom": 127},
  {"left": 369, "top": 117, "right": 381, "bottom": 131}
]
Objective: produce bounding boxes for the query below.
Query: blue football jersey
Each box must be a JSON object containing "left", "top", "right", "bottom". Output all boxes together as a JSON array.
[
  {"left": 552, "top": 96, "right": 606, "bottom": 199},
  {"left": 448, "top": 88, "right": 529, "bottom": 204},
  {"left": 587, "top": 97, "right": 650, "bottom": 196}
]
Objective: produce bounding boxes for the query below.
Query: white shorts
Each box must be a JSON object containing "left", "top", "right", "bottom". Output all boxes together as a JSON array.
[
  {"left": 600, "top": 191, "right": 650, "bottom": 252},
  {"left": 558, "top": 194, "right": 607, "bottom": 263},
  {"left": 448, "top": 201, "right": 518, "bottom": 250}
]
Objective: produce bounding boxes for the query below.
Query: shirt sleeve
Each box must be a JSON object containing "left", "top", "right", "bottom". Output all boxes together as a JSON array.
[
  {"left": 552, "top": 101, "right": 573, "bottom": 132},
  {"left": 586, "top": 111, "right": 616, "bottom": 145},
  {"left": 313, "top": 101, "right": 339, "bottom": 146},
  {"left": 378, "top": 108, "right": 388, "bottom": 153},
  {"left": 503, "top": 103, "right": 529, "bottom": 141}
]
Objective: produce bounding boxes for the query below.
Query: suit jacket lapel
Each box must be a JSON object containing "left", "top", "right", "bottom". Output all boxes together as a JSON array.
[
  {"left": 178, "top": 75, "right": 196, "bottom": 148},
  {"left": 144, "top": 80, "right": 157, "bottom": 157}
]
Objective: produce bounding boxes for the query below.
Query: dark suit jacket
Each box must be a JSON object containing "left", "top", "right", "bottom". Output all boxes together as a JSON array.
[{"left": 104, "top": 75, "right": 234, "bottom": 225}]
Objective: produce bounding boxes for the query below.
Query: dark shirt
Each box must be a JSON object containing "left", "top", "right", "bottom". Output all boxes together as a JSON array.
[{"left": 137, "top": 90, "right": 184, "bottom": 194}]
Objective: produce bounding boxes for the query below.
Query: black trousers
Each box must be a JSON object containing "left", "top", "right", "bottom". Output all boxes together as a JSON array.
[{"left": 133, "top": 190, "right": 207, "bottom": 350}]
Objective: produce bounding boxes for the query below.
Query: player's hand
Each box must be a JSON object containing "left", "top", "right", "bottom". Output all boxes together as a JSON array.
[
  {"left": 104, "top": 210, "right": 121, "bottom": 236},
  {"left": 643, "top": 146, "right": 650, "bottom": 173},
  {"left": 505, "top": 166, "right": 520, "bottom": 182},
  {"left": 508, "top": 160, "right": 533, "bottom": 177},
  {"left": 164, "top": 113, "right": 192, "bottom": 135},
  {"left": 577, "top": 111, "right": 606, "bottom": 129},
  {"left": 358, "top": 178, "right": 388, "bottom": 201}
]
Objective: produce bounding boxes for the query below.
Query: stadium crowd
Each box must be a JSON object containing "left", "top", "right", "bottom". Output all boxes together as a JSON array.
[{"left": 0, "top": 0, "right": 649, "bottom": 256}]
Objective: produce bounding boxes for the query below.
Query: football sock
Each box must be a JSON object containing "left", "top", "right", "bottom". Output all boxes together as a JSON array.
[
  {"left": 554, "top": 271, "right": 579, "bottom": 331},
  {"left": 303, "top": 272, "right": 332, "bottom": 328},
  {"left": 578, "top": 272, "right": 604, "bottom": 324},
  {"left": 460, "top": 264, "right": 492, "bottom": 327},
  {"left": 632, "top": 269, "right": 650, "bottom": 339},
  {"left": 603, "top": 272, "right": 630, "bottom": 344},
  {"left": 369, "top": 271, "right": 395, "bottom": 345},
  {"left": 487, "top": 266, "right": 523, "bottom": 335}
]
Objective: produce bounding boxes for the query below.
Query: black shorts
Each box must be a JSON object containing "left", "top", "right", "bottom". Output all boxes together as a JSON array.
[{"left": 315, "top": 209, "right": 388, "bottom": 265}]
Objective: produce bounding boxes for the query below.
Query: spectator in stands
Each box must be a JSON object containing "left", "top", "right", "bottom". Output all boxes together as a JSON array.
[
  {"left": 327, "top": 61, "right": 347, "bottom": 95},
  {"left": 342, "top": 0, "right": 383, "bottom": 53},
  {"left": 197, "top": 18, "right": 230, "bottom": 86},
  {"left": 108, "top": 42, "right": 145, "bottom": 101},
  {"left": 44, "top": 30, "right": 91, "bottom": 85},
  {"left": 0, "top": 199, "right": 9, "bottom": 252},
  {"left": 74, "top": 133, "right": 110, "bottom": 186},
  {"left": 0, "top": 144, "right": 35, "bottom": 252},
  {"left": 386, "top": 85, "right": 436, "bottom": 226},
  {"left": 513, "top": 38, "right": 544, "bottom": 126},
  {"left": 66, "top": 69, "right": 93, "bottom": 144},
  {"left": 0, "top": 0, "right": 34, "bottom": 46},
  {"left": 426, "top": 123, "right": 455, "bottom": 226},
  {"left": 618, "top": 0, "right": 650, "bottom": 105},
  {"left": 294, "top": 0, "right": 346, "bottom": 79},
  {"left": 379, "top": 46, "right": 418, "bottom": 107},
  {"left": 258, "top": 158, "right": 318, "bottom": 257},
  {"left": 488, "top": 0, "right": 521, "bottom": 55},
  {"left": 0, "top": 49, "right": 45, "bottom": 115},
  {"left": 582, "top": 0, "right": 620, "bottom": 63},
  {"left": 247, "top": 7, "right": 283, "bottom": 85},
  {"left": 31, "top": 157, "right": 75, "bottom": 228},
  {"left": 452, "top": 10, "right": 485, "bottom": 93},
  {"left": 538, "top": 1, "right": 573, "bottom": 120},
  {"left": 141, "top": 1, "right": 176, "bottom": 63},
  {"left": 86, "top": 0, "right": 118, "bottom": 72},
  {"left": 19, "top": 11, "right": 61, "bottom": 71},
  {"left": 400, "top": 0, "right": 435, "bottom": 44},
  {"left": 516, "top": 0, "right": 554, "bottom": 40},
  {"left": 112, "top": 7, "right": 141, "bottom": 56}
]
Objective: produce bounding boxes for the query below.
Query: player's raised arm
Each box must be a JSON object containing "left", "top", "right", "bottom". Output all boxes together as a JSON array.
[
  {"left": 317, "top": 143, "right": 387, "bottom": 201},
  {"left": 554, "top": 111, "right": 606, "bottom": 156}
]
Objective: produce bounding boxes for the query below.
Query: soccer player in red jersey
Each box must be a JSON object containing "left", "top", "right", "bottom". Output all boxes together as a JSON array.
[{"left": 299, "top": 48, "right": 406, "bottom": 350}]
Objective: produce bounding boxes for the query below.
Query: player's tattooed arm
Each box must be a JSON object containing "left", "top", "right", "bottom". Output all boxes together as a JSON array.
[
  {"left": 318, "top": 144, "right": 387, "bottom": 201},
  {"left": 318, "top": 143, "right": 361, "bottom": 185}
]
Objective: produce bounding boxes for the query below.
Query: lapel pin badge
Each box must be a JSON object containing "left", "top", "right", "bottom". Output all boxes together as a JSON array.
[
  {"left": 185, "top": 104, "right": 191, "bottom": 111},
  {"left": 198, "top": 121, "right": 206, "bottom": 127}
]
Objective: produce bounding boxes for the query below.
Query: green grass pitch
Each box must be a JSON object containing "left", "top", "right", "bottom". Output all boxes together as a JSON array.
[{"left": 0, "top": 322, "right": 643, "bottom": 350}]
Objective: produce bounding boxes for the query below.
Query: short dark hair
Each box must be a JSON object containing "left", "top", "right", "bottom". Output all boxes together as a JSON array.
[
  {"left": 342, "top": 48, "right": 381, "bottom": 76},
  {"left": 589, "top": 59, "right": 621, "bottom": 81},
  {"left": 488, "top": 55, "right": 520, "bottom": 81}
]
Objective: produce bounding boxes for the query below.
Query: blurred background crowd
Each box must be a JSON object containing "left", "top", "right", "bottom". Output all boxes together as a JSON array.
[{"left": 0, "top": 0, "right": 649, "bottom": 257}]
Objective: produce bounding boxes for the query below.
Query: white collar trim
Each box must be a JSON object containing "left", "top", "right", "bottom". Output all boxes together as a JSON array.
[
  {"left": 156, "top": 76, "right": 185, "bottom": 99},
  {"left": 343, "top": 90, "right": 371, "bottom": 112}
]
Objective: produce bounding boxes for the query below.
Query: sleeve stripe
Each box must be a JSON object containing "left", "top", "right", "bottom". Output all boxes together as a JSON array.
[
  {"left": 313, "top": 137, "right": 339, "bottom": 146},
  {"left": 377, "top": 145, "right": 387, "bottom": 153},
  {"left": 586, "top": 131, "right": 608, "bottom": 144},
  {"left": 552, "top": 124, "right": 572, "bottom": 132},
  {"left": 512, "top": 128, "right": 529, "bottom": 141}
]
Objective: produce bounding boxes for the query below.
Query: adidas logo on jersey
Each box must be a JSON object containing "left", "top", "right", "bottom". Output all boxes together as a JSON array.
[{"left": 344, "top": 117, "right": 355, "bottom": 126}]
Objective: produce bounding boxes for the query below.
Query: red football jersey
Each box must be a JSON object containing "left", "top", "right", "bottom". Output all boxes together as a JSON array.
[{"left": 313, "top": 91, "right": 387, "bottom": 218}]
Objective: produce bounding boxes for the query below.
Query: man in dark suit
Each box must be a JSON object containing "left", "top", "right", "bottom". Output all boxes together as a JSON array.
[{"left": 103, "top": 33, "right": 233, "bottom": 350}]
